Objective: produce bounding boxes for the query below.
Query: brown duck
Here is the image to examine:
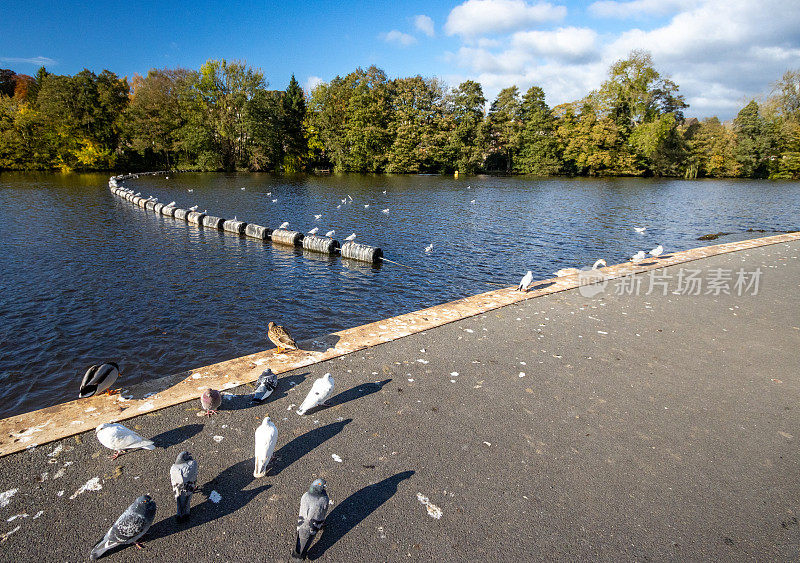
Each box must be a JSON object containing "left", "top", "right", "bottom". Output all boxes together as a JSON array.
[{"left": 268, "top": 322, "right": 298, "bottom": 353}]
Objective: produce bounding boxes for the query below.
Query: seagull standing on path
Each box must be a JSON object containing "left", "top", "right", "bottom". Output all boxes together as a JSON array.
[
  {"left": 649, "top": 244, "right": 664, "bottom": 258},
  {"left": 518, "top": 271, "right": 534, "bottom": 291},
  {"left": 631, "top": 251, "right": 646, "bottom": 263}
]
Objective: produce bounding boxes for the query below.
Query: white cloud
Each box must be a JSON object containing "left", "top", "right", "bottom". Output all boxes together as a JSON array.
[
  {"left": 444, "top": 0, "right": 566, "bottom": 38},
  {"left": 414, "top": 15, "right": 435, "bottom": 37},
  {"left": 0, "top": 56, "right": 56, "bottom": 67},
  {"left": 511, "top": 27, "right": 599, "bottom": 62},
  {"left": 382, "top": 30, "right": 418, "bottom": 47},
  {"left": 588, "top": 0, "right": 693, "bottom": 19},
  {"left": 305, "top": 76, "right": 324, "bottom": 93}
]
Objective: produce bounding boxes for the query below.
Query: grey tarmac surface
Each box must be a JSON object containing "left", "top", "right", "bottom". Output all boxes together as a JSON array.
[{"left": 0, "top": 240, "right": 798, "bottom": 562}]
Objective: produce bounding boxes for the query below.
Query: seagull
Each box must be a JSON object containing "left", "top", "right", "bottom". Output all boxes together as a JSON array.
[
  {"left": 165, "top": 176, "right": 169, "bottom": 179},
  {"left": 631, "top": 250, "right": 646, "bottom": 263},
  {"left": 314, "top": 214, "right": 322, "bottom": 220},
  {"left": 347, "top": 195, "right": 353, "bottom": 201},
  {"left": 325, "top": 230, "right": 335, "bottom": 238},
  {"left": 382, "top": 209, "right": 389, "bottom": 214},
  {"left": 649, "top": 244, "right": 664, "bottom": 258},
  {"left": 634, "top": 226, "right": 646, "bottom": 233},
  {"left": 134, "top": 192, "right": 141, "bottom": 197},
  {"left": 555, "top": 259, "right": 606, "bottom": 277},
  {"left": 308, "top": 227, "right": 319, "bottom": 235},
  {"left": 266, "top": 192, "right": 272, "bottom": 196},
  {"left": 470, "top": 199, "right": 476, "bottom": 204},
  {"left": 166, "top": 201, "right": 176, "bottom": 207},
  {"left": 382, "top": 190, "right": 387, "bottom": 194},
  {"left": 425, "top": 244, "right": 433, "bottom": 253},
  {"left": 241, "top": 187, "right": 246, "bottom": 190},
  {"left": 341, "top": 199, "right": 347, "bottom": 204},
  {"left": 279, "top": 221, "right": 290, "bottom": 230},
  {"left": 188, "top": 189, "right": 193, "bottom": 192},
  {"left": 336, "top": 205, "right": 341, "bottom": 209},
  {"left": 364, "top": 204, "right": 369, "bottom": 208},
  {"left": 345, "top": 233, "right": 357, "bottom": 241},
  {"left": 188, "top": 205, "right": 198, "bottom": 211},
  {"left": 272, "top": 199, "right": 278, "bottom": 203},
  {"left": 518, "top": 271, "right": 534, "bottom": 291}
]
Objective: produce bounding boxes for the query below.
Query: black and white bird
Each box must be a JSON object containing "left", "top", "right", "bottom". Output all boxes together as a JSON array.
[
  {"left": 252, "top": 369, "right": 278, "bottom": 403},
  {"left": 170, "top": 451, "right": 198, "bottom": 520},
  {"left": 90, "top": 495, "right": 157, "bottom": 560},
  {"left": 291, "top": 479, "right": 329, "bottom": 561},
  {"left": 79, "top": 362, "right": 120, "bottom": 398}
]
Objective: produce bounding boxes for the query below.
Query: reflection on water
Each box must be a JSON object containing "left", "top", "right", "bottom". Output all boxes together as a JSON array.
[{"left": 1, "top": 171, "right": 799, "bottom": 417}]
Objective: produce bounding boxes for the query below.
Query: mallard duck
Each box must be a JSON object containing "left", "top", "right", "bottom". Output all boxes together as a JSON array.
[
  {"left": 79, "top": 362, "right": 121, "bottom": 398},
  {"left": 268, "top": 322, "right": 298, "bottom": 354}
]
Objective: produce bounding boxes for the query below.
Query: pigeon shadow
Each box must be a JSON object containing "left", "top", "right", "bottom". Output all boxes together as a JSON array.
[
  {"left": 326, "top": 379, "right": 392, "bottom": 408},
  {"left": 308, "top": 470, "right": 415, "bottom": 560},
  {"left": 220, "top": 372, "right": 310, "bottom": 410},
  {"left": 146, "top": 458, "right": 271, "bottom": 541},
  {"left": 151, "top": 424, "right": 204, "bottom": 449},
  {"left": 528, "top": 281, "right": 555, "bottom": 291},
  {"left": 271, "top": 419, "right": 352, "bottom": 476}
]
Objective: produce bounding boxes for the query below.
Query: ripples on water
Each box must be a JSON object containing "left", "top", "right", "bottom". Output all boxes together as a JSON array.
[{"left": 1, "top": 172, "right": 798, "bottom": 417}]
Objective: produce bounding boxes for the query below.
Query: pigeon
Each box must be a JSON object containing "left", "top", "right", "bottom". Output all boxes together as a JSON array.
[
  {"left": 188, "top": 205, "right": 198, "bottom": 211},
  {"left": 278, "top": 221, "right": 290, "bottom": 230},
  {"left": 314, "top": 214, "right": 322, "bottom": 220},
  {"left": 382, "top": 208, "right": 389, "bottom": 214},
  {"left": 631, "top": 250, "right": 646, "bottom": 263},
  {"left": 308, "top": 227, "right": 319, "bottom": 235},
  {"left": 200, "top": 389, "right": 222, "bottom": 416},
  {"left": 79, "top": 362, "right": 120, "bottom": 398},
  {"left": 634, "top": 226, "right": 646, "bottom": 233},
  {"left": 268, "top": 322, "right": 298, "bottom": 353},
  {"left": 252, "top": 369, "right": 278, "bottom": 402},
  {"left": 90, "top": 495, "right": 157, "bottom": 560},
  {"left": 170, "top": 451, "right": 198, "bottom": 520},
  {"left": 649, "top": 244, "right": 664, "bottom": 258},
  {"left": 425, "top": 243, "right": 433, "bottom": 253},
  {"left": 253, "top": 416, "right": 278, "bottom": 478},
  {"left": 518, "top": 271, "right": 534, "bottom": 291},
  {"left": 325, "top": 230, "right": 335, "bottom": 238},
  {"left": 291, "top": 479, "right": 329, "bottom": 561},
  {"left": 344, "top": 233, "right": 356, "bottom": 241},
  {"left": 297, "top": 373, "right": 334, "bottom": 415},
  {"left": 96, "top": 423, "right": 155, "bottom": 460}
]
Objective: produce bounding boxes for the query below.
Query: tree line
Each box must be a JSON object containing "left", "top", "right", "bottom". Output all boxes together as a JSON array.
[{"left": 1, "top": 51, "right": 798, "bottom": 179}]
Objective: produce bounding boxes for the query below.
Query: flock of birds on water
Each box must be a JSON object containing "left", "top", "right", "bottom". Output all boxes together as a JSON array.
[{"left": 79, "top": 321, "right": 331, "bottom": 560}]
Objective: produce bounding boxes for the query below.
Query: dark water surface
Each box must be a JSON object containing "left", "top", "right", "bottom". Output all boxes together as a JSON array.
[{"left": 1, "top": 171, "right": 799, "bottom": 418}]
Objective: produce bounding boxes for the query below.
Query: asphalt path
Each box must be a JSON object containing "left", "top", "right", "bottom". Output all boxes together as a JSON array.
[{"left": 0, "top": 240, "right": 798, "bottom": 561}]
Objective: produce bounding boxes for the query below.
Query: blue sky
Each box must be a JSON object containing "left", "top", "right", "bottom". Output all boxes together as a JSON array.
[{"left": 2, "top": 0, "right": 799, "bottom": 120}]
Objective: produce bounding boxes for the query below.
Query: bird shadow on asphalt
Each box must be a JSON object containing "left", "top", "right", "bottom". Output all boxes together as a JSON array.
[
  {"left": 151, "top": 424, "right": 204, "bottom": 449},
  {"left": 308, "top": 470, "right": 415, "bottom": 560},
  {"left": 270, "top": 419, "right": 352, "bottom": 476},
  {"left": 528, "top": 281, "right": 555, "bottom": 291},
  {"left": 219, "top": 372, "right": 311, "bottom": 411},
  {"left": 304, "top": 379, "right": 392, "bottom": 415},
  {"left": 145, "top": 458, "right": 271, "bottom": 542}
]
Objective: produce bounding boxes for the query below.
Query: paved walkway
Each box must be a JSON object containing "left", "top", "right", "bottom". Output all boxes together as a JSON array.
[{"left": 0, "top": 239, "right": 798, "bottom": 561}]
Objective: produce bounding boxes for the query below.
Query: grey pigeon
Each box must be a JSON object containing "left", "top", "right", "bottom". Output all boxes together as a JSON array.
[
  {"left": 90, "top": 494, "right": 157, "bottom": 560},
  {"left": 291, "top": 479, "right": 329, "bottom": 560},
  {"left": 252, "top": 369, "right": 278, "bottom": 402},
  {"left": 170, "top": 451, "right": 198, "bottom": 520},
  {"left": 200, "top": 388, "right": 222, "bottom": 416}
]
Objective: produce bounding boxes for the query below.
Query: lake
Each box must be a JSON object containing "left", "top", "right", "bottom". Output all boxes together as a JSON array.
[{"left": 1, "top": 171, "right": 798, "bottom": 418}]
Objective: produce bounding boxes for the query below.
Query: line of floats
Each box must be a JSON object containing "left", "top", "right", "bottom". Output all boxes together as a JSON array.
[{"left": 108, "top": 172, "right": 383, "bottom": 263}]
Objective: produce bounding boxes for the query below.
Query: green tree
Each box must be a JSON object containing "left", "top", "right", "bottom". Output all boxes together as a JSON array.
[
  {"left": 449, "top": 80, "right": 486, "bottom": 174},
  {"left": 281, "top": 74, "right": 307, "bottom": 172},
  {"left": 516, "top": 86, "right": 560, "bottom": 174},
  {"left": 485, "top": 86, "right": 521, "bottom": 173},
  {"left": 733, "top": 100, "right": 777, "bottom": 178}
]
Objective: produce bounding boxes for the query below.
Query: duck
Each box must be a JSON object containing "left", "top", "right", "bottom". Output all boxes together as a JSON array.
[
  {"left": 268, "top": 322, "right": 298, "bottom": 354},
  {"left": 79, "top": 362, "right": 121, "bottom": 398}
]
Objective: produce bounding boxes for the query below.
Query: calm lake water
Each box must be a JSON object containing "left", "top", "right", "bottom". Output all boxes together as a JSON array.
[{"left": 1, "top": 171, "right": 799, "bottom": 418}]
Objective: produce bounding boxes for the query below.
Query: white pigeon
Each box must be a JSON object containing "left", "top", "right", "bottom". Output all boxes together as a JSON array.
[
  {"left": 631, "top": 250, "right": 646, "bottom": 263},
  {"left": 297, "top": 373, "right": 335, "bottom": 415},
  {"left": 425, "top": 243, "right": 433, "bottom": 253},
  {"left": 518, "top": 271, "right": 534, "bottom": 291},
  {"left": 253, "top": 416, "right": 278, "bottom": 478},
  {"left": 314, "top": 214, "right": 322, "bottom": 220},
  {"left": 279, "top": 221, "right": 290, "bottom": 230},
  {"left": 345, "top": 233, "right": 357, "bottom": 241},
  {"left": 134, "top": 192, "right": 141, "bottom": 197},
  {"left": 95, "top": 423, "right": 155, "bottom": 460},
  {"left": 188, "top": 205, "right": 198, "bottom": 211},
  {"left": 325, "top": 230, "right": 335, "bottom": 238},
  {"left": 649, "top": 244, "right": 664, "bottom": 258},
  {"left": 382, "top": 209, "right": 389, "bottom": 214},
  {"left": 308, "top": 227, "right": 319, "bottom": 235},
  {"left": 634, "top": 226, "right": 646, "bottom": 233}
]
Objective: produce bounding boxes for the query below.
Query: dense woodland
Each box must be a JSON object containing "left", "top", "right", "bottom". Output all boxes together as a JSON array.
[{"left": 1, "top": 51, "right": 799, "bottom": 179}]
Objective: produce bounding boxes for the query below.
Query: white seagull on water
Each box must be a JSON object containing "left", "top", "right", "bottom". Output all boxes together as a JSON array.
[
  {"left": 634, "top": 226, "right": 646, "bottom": 233},
  {"left": 425, "top": 243, "right": 433, "bottom": 253}
]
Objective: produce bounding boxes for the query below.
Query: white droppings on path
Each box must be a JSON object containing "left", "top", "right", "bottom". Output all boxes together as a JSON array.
[
  {"left": 416, "top": 359, "right": 429, "bottom": 364},
  {"left": 213, "top": 436, "right": 224, "bottom": 443},
  {"left": 450, "top": 372, "right": 459, "bottom": 377},
  {"left": 416, "top": 493, "right": 443, "bottom": 519},
  {"left": 0, "top": 489, "right": 18, "bottom": 508},
  {"left": 209, "top": 490, "right": 222, "bottom": 503},
  {"left": 519, "top": 372, "right": 526, "bottom": 378},
  {"left": 463, "top": 329, "right": 474, "bottom": 333},
  {"left": 84, "top": 406, "right": 97, "bottom": 412},
  {"left": 56, "top": 490, "right": 64, "bottom": 497},
  {"left": 47, "top": 444, "right": 63, "bottom": 457},
  {"left": 137, "top": 401, "right": 155, "bottom": 411},
  {"left": 32, "top": 511, "right": 43, "bottom": 520},
  {"left": 331, "top": 454, "right": 343, "bottom": 463},
  {"left": 69, "top": 477, "right": 102, "bottom": 499}
]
